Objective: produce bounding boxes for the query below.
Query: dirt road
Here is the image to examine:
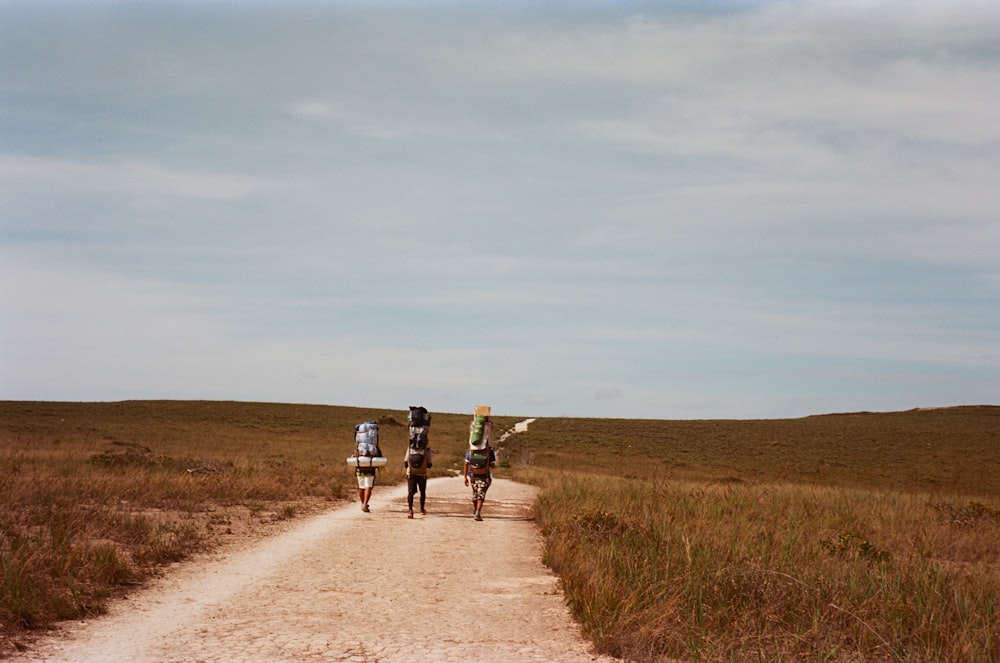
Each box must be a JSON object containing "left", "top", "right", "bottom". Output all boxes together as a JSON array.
[{"left": 15, "top": 477, "right": 613, "bottom": 662}]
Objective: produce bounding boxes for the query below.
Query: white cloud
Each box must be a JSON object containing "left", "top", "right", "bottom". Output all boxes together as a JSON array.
[
  {"left": 0, "top": 155, "right": 268, "bottom": 201},
  {"left": 286, "top": 98, "right": 409, "bottom": 139},
  {"left": 288, "top": 100, "right": 336, "bottom": 120},
  {"left": 0, "top": 254, "right": 225, "bottom": 398}
]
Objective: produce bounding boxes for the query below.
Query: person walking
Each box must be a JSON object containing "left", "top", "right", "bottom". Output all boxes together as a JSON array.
[
  {"left": 404, "top": 444, "right": 433, "bottom": 518},
  {"left": 352, "top": 420, "right": 382, "bottom": 513},
  {"left": 404, "top": 405, "right": 433, "bottom": 519},
  {"left": 464, "top": 406, "right": 495, "bottom": 521},
  {"left": 463, "top": 445, "right": 496, "bottom": 521}
]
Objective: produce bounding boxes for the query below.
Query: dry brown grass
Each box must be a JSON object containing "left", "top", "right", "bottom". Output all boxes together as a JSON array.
[
  {"left": 505, "top": 407, "right": 1000, "bottom": 495},
  {"left": 0, "top": 400, "right": 508, "bottom": 653},
  {"left": 506, "top": 407, "right": 1000, "bottom": 662},
  {"left": 4, "top": 401, "right": 998, "bottom": 661}
]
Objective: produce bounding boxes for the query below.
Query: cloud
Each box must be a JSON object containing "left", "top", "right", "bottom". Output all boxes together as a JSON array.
[
  {"left": 0, "top": 155, "right": 267, "bottom": 201},
  {"left": 0, "top": 254, "right": 226, "bottom": 399},
  {"left": 594, "top": 387, "right": 623, "bottom": 401},
  {"left": 287, "top": 100, "right": 336, "bottom": 120},
  {"left": 286, "top": 98, "right": 408, "bottom": 139}
]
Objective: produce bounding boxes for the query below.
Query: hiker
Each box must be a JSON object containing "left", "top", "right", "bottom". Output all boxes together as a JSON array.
[
  {"left": 463, "top": 445, "right": 496, "bottom": 521},
  {"left": 352, "top": 420, "right": 383, "bottom": 513},
  {"left": 405, "top": 405, "right": 432, "bottom": 518},
  {"left": 464, "top": 406, "right": 495, "bottom": 521},
  {"left": 404, "top": 444, "right": 433, "bottom": 518}
]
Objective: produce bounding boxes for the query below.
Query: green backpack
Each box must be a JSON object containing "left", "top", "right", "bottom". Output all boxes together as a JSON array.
[{"left": 468, "top": 447, "right": 491, "bottom": 475}]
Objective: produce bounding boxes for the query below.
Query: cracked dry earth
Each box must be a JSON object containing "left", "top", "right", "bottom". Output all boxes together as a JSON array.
[{"left": 13, "top": 477, "right": 616, "bottom": 663}]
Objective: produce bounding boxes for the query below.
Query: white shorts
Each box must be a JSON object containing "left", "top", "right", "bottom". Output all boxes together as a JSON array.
[{"left": 356, "top": 474, "right": 375, "bottom": 489}]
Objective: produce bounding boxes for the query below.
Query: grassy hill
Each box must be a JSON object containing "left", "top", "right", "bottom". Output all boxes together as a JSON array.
[
  {"left": 504, "top": 406, "right": 1000, "bottom": 661},
  {"left": 2, "top": 401, "right": 998, "bottom": 660},
  {"left": 503, "top": 406, "right": 1000, "bottom": 495}
]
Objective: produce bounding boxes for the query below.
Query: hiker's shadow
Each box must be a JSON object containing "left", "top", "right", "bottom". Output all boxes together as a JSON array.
[
  {"left": 427, "top": 511, "right": 536, "bottom": 522},
  {"left": 387, "top": 497, "right": 535, "bottom": 521}
]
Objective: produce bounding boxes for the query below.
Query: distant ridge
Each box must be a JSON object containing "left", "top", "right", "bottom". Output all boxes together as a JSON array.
[{"left": 810, "top": 404, "right": 999, "bottom": 417}]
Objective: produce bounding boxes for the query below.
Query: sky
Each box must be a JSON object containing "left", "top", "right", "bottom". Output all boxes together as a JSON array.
[{"left": 2, "top": 1, "right": 999, "bottom": 420}]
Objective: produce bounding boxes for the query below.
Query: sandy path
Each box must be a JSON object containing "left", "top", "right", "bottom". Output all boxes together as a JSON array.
[{"left": 15, "top": 477, "right": 613, "bottom": 663}]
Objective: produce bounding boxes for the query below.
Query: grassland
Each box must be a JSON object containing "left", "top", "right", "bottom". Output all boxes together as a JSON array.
[
  {"left": 0, "top": 400, "right": 518, "bottom": 654},
  {"left": 504, "top": 408, "right": 1000, "bottom": 661},
  {"left": 2, "top": 401, "right": 998, "bottom": 661},
  {"left": 504, "top": 409, "right": 1000, "bottom": 493}
]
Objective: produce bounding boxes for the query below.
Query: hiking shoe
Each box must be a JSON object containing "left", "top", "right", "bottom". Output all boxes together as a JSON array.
[
  {"left": 362, "top": 504, "right": 370, "bottom": 513},
  {"left": 474, "top": 512, "right": 483, "bottom": 521},
  {"left": 407, "top": 511, "right": 414, "bottom": 519},
  {"left": 420, "top": 509, "right": 427, "bottom": 515}
]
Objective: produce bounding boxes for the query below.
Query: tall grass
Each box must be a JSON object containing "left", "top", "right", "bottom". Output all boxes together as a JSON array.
[
  {"left": 0, "top": 400, "right": 500, "bottom": 650},
  {"left": 4, "top": 401, "right": 998, "bottom": 661},
  {"left": 509, "top": 407, "right": 1000, "bottom": 662},
  {"left": 532, "top": 474, "right": 1000, "bottom": 661}
]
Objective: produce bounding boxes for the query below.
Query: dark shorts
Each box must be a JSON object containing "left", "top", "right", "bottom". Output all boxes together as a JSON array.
[{"left": 407, "top": 475, "right": 427, "bottom": 495}]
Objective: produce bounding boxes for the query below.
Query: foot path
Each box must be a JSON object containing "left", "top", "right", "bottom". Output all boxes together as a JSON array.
[{"left": 14, "top": 477, "right": 615, "bottom": 662}]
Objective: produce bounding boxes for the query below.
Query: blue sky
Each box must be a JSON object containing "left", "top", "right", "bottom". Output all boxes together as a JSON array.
[{"left": 2, "top": 1, "right": 999, "bottom": 419}]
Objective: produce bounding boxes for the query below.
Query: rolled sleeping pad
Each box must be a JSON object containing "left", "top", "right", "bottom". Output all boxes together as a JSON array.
[
  {"left": 347, "top": 456, "right": 388, "bottom": 468},
  {"left": 469, "top": 415, "right": 493, "bottom": 449}
]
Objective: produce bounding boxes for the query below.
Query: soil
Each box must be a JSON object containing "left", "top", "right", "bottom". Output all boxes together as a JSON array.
[{"left": 9, "top": 476, "right": 616, "bottom": 662}]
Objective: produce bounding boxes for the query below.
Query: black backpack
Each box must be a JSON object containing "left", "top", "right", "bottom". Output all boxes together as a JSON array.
[
  {"left": 409, "top": 426, "right": 429, "bottom": 450},
  {"left": 407, "top": 448, "right": 426, "bottom": 469},
  {"left": 408, "top": 406, "right": 430, "bottom": 427},
  {"left": 408, "top": 406, "right": 430, "bottom": 450}
]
